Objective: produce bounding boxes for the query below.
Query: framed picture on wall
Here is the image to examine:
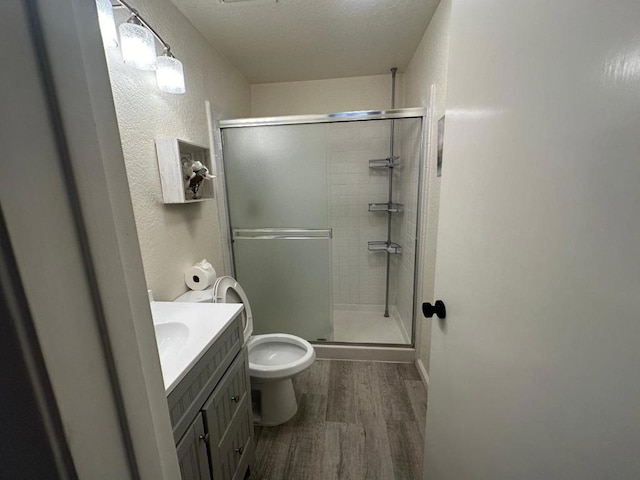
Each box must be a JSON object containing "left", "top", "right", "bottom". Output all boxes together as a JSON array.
[{"left": 437, "top": 115, "right": 445, "bottom": 177}]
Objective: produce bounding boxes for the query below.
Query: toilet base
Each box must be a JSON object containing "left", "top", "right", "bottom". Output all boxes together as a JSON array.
[{"left": 251, "top": 377, "right": 298, "bottom": 426}]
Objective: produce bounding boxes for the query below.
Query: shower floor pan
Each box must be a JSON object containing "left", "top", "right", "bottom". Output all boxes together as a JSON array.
[{"left": 332, "top": 304, "right": 408, "bottom": 344}]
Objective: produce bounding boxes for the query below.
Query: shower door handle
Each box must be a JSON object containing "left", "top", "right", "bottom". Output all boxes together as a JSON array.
[
  {"left": 233, "top": 228, "right": 332, "bottom": 240},
  {"left": 422, "top": 300, "right": 446, "bottom": 319}
]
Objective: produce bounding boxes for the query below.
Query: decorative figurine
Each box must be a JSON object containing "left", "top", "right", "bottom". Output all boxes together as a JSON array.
[{"left": 183, "top": 160, "right": 215, "bottom": 200}]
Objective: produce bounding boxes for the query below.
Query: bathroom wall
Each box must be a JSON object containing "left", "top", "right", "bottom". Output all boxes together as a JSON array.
[
  {"left": 403, "top": 0, "right": 452, "bottom": 376},
  {"left": 251, "top": 74, "right": 404, "bottom": 117},
  {"left": 105, "top": 0, "right": 251, "bottom": 301}
]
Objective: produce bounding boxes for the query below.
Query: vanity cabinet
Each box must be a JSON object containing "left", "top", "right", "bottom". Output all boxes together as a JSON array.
[{"left": 169, "top": 315, "right": 254, "bottom": 480}]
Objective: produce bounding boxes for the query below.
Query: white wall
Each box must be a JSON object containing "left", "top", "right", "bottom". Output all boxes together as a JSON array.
[
  {"left": 403, "top": 0, "right": 452, "bottom": 375},
  {"left": 251, "top": 74, "right": 403, "bottom": 117},
  {"left": 105, "top": 0, "right": 251, "bottom": 301}
]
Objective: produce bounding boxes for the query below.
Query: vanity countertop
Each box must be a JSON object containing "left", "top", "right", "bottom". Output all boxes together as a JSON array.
[{"left": 150, "top": 301, "right": 244, "bottom": 395}]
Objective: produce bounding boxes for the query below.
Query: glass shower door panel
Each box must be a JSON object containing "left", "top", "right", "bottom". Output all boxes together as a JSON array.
[
  {"left": 223, "top": 123, "right": 332, "bottom": 341},
  {"left": 233, "top": 237, "right": 332, "bottom": 341},
  {"left": 223, "top": 124, "right": 329, "bottom": 227}
]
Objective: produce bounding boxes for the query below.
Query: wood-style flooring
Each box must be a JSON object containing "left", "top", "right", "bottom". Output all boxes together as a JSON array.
[{"left": 250, "top": 360, "right": 428, "bottom": 480}]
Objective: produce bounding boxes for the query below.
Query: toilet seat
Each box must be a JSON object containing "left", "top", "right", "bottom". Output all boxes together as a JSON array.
[
  {"left": 248, "top": 334, "right": 315, "bottom": 379},
  {"left": 212, "top": 276, "right": 253, "bottom": 344}
]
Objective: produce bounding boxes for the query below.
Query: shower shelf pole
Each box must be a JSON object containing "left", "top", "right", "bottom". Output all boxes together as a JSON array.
[{"left": 383, "top": 67, "right": 398, "bottom": 318}]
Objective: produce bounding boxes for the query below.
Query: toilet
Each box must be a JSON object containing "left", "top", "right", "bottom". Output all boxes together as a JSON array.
[{"left": 175, "top": 276, "right": 315, "bottom": 426}]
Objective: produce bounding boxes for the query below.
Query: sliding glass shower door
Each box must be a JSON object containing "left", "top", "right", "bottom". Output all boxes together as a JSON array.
[
  {"left": 221, "top": 110, "right": 425, "bottom": 346},
  {"left": 222, "top": 124, "right": 333, "bottom": 341}
]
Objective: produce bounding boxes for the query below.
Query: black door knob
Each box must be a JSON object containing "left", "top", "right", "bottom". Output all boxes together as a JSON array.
[{"left": 422, "top": 300, "right": 446, "bottom": 319}]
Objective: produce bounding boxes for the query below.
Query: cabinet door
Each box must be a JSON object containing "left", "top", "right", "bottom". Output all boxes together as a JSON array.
[
  {"left": 176, "top": 413, "right": 211, "bottom": 480},
  {"left": 203, "top": 350, "right": 254, "bottom": 480},
  {"left": 203, "top": 349, "right": 248, "bottom": 443}
]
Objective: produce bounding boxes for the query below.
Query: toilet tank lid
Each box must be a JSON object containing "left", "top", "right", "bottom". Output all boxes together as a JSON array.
[{"left": 174, "top": 288, "right": 214, "bottom": 303}]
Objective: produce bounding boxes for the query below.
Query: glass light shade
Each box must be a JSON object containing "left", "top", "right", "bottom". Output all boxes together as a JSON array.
[
  {"left": 95, "top": 0, "right": 118, "bottom": 48},
  {"left": 119, "top": 23, "right": 157, "bottom": 71},
  {"left": 156, "top": 55, "right": 186, "bottom": 94}
]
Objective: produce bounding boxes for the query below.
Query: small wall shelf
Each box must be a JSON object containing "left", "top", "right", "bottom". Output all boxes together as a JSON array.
[
  {"left": 369, "top": 156, "right": 399, "bottom": 169},
  {"left": 368, "top": 202, "right": 404, "bottom": 213},
  {"left": 155, "top": 138, "right": 214, "bottom": 204},
  {"left": 368, "top": 241, "right": 402, "bottom": 254}
]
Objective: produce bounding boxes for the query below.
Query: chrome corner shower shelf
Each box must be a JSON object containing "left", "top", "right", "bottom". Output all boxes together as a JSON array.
[
  {"left": 368, "top": 241, "right": 402, "bottom": 254},
  {"left": 368, "top": 202, "right": 404, "bottom": 213},
  {"left": 369, "top": 156, "right": 399, "bottom": 169}
]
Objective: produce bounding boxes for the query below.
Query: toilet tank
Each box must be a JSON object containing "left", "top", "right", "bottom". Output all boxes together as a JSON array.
[{"left": 174, "top": 287, "right": 214, "bottom": 303}]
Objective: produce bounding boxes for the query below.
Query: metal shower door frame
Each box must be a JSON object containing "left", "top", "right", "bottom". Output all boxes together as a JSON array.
[
  {"left": 219, "top": 107, "right": 426, "bottom": 128},
  {"left": 218, "top": 108, "right": 429, "bottom": 348}
]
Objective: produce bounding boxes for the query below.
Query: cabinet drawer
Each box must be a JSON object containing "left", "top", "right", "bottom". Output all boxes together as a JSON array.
[
  {"left": 202, "top": 348, "right": 250, "bottom": 444},
  {"left": 168, "top": 315, "right": 243, "bottom": 442},
  {"left": 209, "top": 395, "right": 254, "bottom": 480}
]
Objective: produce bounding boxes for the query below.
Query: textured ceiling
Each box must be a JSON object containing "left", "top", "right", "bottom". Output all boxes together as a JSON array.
[{"left": 171, "top": 0, "right": 439, "bottom": 83}]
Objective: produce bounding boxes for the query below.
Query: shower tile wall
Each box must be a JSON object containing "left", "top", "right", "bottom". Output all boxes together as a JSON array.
[{"left": 328, "top": 120, "right": 391, "bottom": 306}]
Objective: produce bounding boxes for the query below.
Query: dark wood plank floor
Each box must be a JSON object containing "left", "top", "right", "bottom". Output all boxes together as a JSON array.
[{"left": 250, "top": 360, "right": 428, "bottom": 480}]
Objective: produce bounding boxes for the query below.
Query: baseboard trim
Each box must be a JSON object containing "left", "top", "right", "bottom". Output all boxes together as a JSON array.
[
  {"left": 416, "top": 358, "right": 429, "bottom": 388},
  {"left": 314, "top": 344, "right": 416, "bottom": 363}
]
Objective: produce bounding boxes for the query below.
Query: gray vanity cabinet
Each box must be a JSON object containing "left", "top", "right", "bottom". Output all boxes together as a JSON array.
[
  {"left": 176, "top": 413, "right": 210, "bottom": 480},
  {"left": 170, "top": 315, "right": 254, "bottom": 480}
]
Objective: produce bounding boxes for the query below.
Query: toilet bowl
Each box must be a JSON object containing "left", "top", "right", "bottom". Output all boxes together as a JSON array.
[
  {"left": 248, "top": 333, "right": 315, "bottom": 426},
  {"left": 175, "top": 276, "right": 315, "bottom": 426}
]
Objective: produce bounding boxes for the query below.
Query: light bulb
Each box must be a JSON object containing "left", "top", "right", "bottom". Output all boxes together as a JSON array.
[
  {"left": 95, "top": 0, "right": 118, "bottom": 48},
  {"left": 119, "top": 19, "right": 156, "bottom": 71},
  {"left": 156, "top": 52, "right": 186, "bottom": 94}
]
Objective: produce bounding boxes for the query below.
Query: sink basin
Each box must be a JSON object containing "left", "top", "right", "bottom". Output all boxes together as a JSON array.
[
  {"left": 154, "top": 322, "right": 189, "bottom": 362},
  {"left": 150, "top": 302, "right": 244, "bottom": 394}
]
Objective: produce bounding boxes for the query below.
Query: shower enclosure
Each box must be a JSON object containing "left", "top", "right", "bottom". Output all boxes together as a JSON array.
[{"left": 219, "top": 109, "right": 425, "bottom": 346}]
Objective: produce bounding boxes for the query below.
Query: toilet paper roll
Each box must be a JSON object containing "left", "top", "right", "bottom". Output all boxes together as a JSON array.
[{"left": 185, "top": 259, "right": 217, "bottom": 291}]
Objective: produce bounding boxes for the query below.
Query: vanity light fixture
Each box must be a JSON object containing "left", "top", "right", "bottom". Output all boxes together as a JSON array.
[
  {"left": 95, "top": 0, "right": 186, "bottom": 94},
  {"left": 119, "top": 13, "right": 156, "bottom": 70},
  {"left": 156, "top": 48, "right": 186, "bottom": 94},
  {"left": 95, "top": 0, "right": 118, "bottom": 48}
]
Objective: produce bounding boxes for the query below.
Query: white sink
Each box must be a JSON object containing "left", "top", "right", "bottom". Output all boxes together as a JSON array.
[
  {"left": 150, "top": 302, "right": 244, "bottom": 394},
  {"left": 154, "top": 322, "right": 189, "bottom": 362}
]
